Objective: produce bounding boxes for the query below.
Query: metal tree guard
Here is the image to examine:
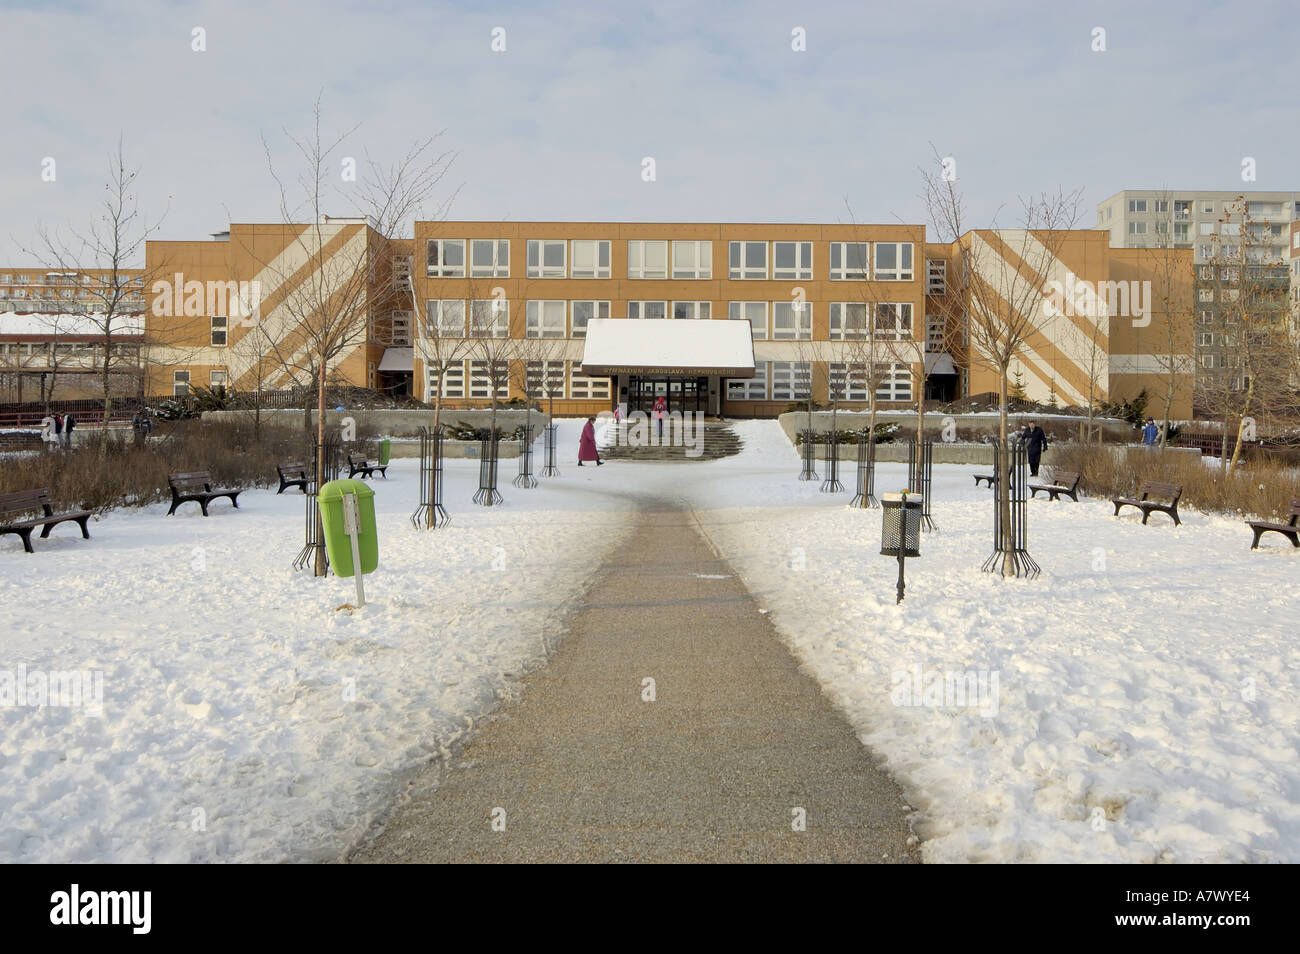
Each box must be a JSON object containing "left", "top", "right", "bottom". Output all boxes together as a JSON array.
[
  {"left": 907, "top": 438, "right": 936, "bottom": 531},
  {"left": 473, "top": 433, "right": 503, "bottom": 506},
  {"left": 410, "top": 425, "right": 449, "bottom": 529},
  {"left": 293, "top": 434, "right": 341, "bottom": 571},
  {"left": 850, "top": 429, "right": 878, "bottom": 508},
  {"left": 540, "top": 423, "right": 559, "bottom": 477},
  {"left": 798, "top": 429, "right": 818, "bottom": 481},
  {"left": 513, "top": 427, "right": 538, "bottom": 488},
  {"left": 820, "top": 430, "right": 843, "bottom": 492},
  {"left": 980, "top": 440, "right": 1040, "bottom": 578}
]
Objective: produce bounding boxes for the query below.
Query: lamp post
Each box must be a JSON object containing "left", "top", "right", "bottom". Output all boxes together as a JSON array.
[{"left": 880, "top": 490, "right": 922, "bottom": 603}]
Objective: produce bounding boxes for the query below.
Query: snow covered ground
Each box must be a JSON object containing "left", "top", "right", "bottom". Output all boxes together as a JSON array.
[{"left": 2, "top": 418, "right": 1296, "bottom": 863}]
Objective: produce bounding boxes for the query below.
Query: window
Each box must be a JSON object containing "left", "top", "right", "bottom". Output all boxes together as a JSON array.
[
  {"left": 210, "top": 316, "right": 227, "bottom": 347},
  {"left": 470, "top": 298, "right": 509, "bottom": 337},
  {"left": 728, "top": 301, "right": 767, "bottom": 339},
  {"left": 1198, "top": 266, "right": 1214, "bottom": 280},
  {"left": 432, "top": 361, "right": 465, "bottom": 398},
  {"left": 1129, "top": 222, "right": 1147, "bottom": 235},
  {"left": 728, "top": 241, "right": 768, "bottom": 279},
  {"left": 772, "top": 241, "right": 813, "bottom": 280},
  {"left": 1199, "top": 354, "right": 1214, "bottom": 369},
  {"left": 1153, "top": 200, "right": 1169, "bottom": 213},
  {"left": 772, "top": 301, "right": 812, "bottom": 339},
  {"left": 210, "top": 370, "right": 227, "bottom": 388},
  {"left": 469, "top": 360, "right": 510, "bottom": 399},
  {"left": 875, "top": 363, "right": 913, "bottom": 401},
  {"left": 526, "top": 300, "right": 566, "bottom": 337},
  {"left": 426, "top": 239, "right": 465, "bottom": 277},
  {"left": 1174, "top": 200, "right": 1192, "bottom": 218},
  {"left": 1221, "top": 223, "right": 1240, "bottom": 236},
  {"left": 526, "top": 240, "right": 566, "bottom": 278},
  {"left": 829, "top": 302, "right": 869, "bottom": 340},
  {"left": 1202, "top": 201, "right": 1214, "bottom": 213},
  {"left": 526, "top": 360, "right": 566, "bottom": 398},
  {"left": 571, "top": 300, "right": 609, "bottom": 339},
  {"left": 427, "top": 299, "right": 466, "bottom": 336},
  {"left": 672, "top": 241, "right": 712, "bottom": 279},
  {"left": 1198, "top": 244, "right": 1214, "bottom": 259},
  {"left": 926, "top": 259, "right": 946, "bottom": 295},
  {"left": 627, "top": 240, "right": 668, "bottom": 279},
  {"left": 829, "top": 363, "right": 870, "bottom": 401},
  {"left": 1196, "top": 333, "right": 1213, "bottom": 347},
  {"left": 1174, "top": 223, "right": 1190, "bottom": 241},
  {"left": 470, "top": 239, "right": 509, "bottom": 277},
  {"left": 770, "top": 361, "right": 811, "bottom": 400},
  {"left": 173, "top": 370, "right": 190, "bottom": 397},
  {"left": 1199, "top": 289, "right": 1214, "bottom": 302},
  {"left": 875, "top": 302, "right": 913, "bottom": 340},
  {"left": 830, "top": 242, "right": 869, "bottom": 280},
  {"left": 627, "top": 300, "right": 666, "bottom": 319},
  {"left": 873, "top": 242, "right": 914, "bottom": 280},
  {"left": 570, "top": 240, "right": 611, "bottom": 278},
  {"left": 569, "top": 369, "right": 611, "bottom": 399},
  {"left": 726, "top": 363, "right": 767, "bottom": 401},
  {"left": 1128, "top": 199, "right": 1148, "bottom": 213},
  {"left": 672, "top": 301, "right": 710, "bottom": 320}
]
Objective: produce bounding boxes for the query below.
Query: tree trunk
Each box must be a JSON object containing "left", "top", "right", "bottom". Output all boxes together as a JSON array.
[
  {"left": 998, "top": 370, "right": 1015, "bottom": 578},
  {"left": 313, "top": 353, "right": 328, "bottom": 577}
]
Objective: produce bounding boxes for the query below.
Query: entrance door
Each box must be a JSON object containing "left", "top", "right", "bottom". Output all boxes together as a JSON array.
[{"left": 627, "top": 376, "right": 708, "bottom": 414}]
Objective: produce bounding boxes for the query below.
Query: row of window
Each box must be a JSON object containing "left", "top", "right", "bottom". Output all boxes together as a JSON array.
[
  {"left": 724, "top": 362, "right": 913, "bottom": 402},
  {"left": 423, "top": 299, "right": 914, "bottom": 341},
  {"left": 1119, "top": 199, "right": 1289, "bottom": 217},
  {"left": 172, "top": 369, "right": 226, "bottom": 395},
  {"left": 0, "top": 274, "right": 145, "bottom": 286},
  {"left": 428, "top": 360, "right": 611, "bottom": 401},
  {"left": 426, "top": 238, "right": 915, "bottom": 281}
]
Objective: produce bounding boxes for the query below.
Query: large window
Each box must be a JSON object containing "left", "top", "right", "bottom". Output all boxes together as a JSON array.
[
  {"left": 873, "top": 242, "right": 913, "bottom": 281},
  {"left": 1128, "top": 199, "right": 1148, "bottom": 213},
  {"left": 427, "top": 299, "right": 466, "bottom": 336},
  {"left": 469, "top": 360, "right": 510, "bottom": 399},
  {"left": 829, "top": 302, "right": 869, "bottom": 339},
  {"left": 874, "top": 302, "right": 913, "bottom": 340},
  {"left": 569, "top": 368, "right": 611, "bottom": 399},
  {"left": 426, "top": 239, "right": 465, "bottom": 277},
  {"left": 470, "top": 239, "right": 509, "bottom": 277},
  {"left": 728, "top": 241, "right": 768, "bottom": 279},
  {"left": 570, "top": 240, "right": 611, "bottom": 278},
  {"left": 210, "top": 369, "right": 228, "bottom": 389},
  {"left": 627, "top": 300, "right": 667, "bottom": 319},
  {"left": 829, "top": 363, "right": 870, "bottom": 401},
  {"left": 210, "top": 315, "right": 227, "bottom": 347},
  {"left": 926, "top": 259, "right": 946, "bottom": 295},
  {"left": 729, "top": 301, "right": 768, "bottom": 339},
  {"left": 770, "top": 361, "right": 811, "bottom": 400},
  {"left": 628, "top": 240, "right": 668, "bottom": 279},
  {"left": 672, "top": 301, "right": 711, "bottom": 320},
  {"left": 470, "top": 298, "right": 509, "bottom": 337},
  {"left": 173, "top": 370, "right": 190, "bottom": 397},
  {"left": 772, "top": 301, "right": 812, "bottom": 339},
  {"left": 526, "top": 240, "right": 566, "bottom": 278},
  {"left": 431, "top": 361, "right": 465, "bottom": 398},
  {"left": 830, "top": 242, "right": 869, "bottom": 280},
  {"left": 526, "top": 360, "right": 566, "bottom": 398},
  {"left": 727, "top": 363, "right": 767, "bottom": 400},
  {"left": 772, "top": 241, "right": 813, "bottom": 280},
  {"left": 875, "top": 363, "right": 913, "bottom": 401},
  {"left": 672, "top": 241, "right": 712, "bottom": 279},
  {"left": 526, "top": 300, "right": 566, "bottom": 337},
  {"left": 571, "top": 300, "right": 609, "bottom": 338}
]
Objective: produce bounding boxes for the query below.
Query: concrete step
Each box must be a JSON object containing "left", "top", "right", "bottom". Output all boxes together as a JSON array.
[{"left": 601, "top": 421, "right": 744, "bottom": 461}]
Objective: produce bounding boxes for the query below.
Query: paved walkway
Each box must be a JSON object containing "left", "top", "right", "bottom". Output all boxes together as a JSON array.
[{"left": 350, "top": 503, "right": 918, "bottom": 863}]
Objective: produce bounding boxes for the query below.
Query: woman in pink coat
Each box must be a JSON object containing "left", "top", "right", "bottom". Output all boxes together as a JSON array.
[
  {"left": 578, "top": 416, "right": 603, "bottom": 466},
  {"left": 653, "top": 395, "right": 667, "bottom": 439}
]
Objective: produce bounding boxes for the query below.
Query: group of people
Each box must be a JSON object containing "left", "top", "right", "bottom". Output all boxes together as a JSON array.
[
  {"left": 43, "top": 413, "right": 77, "bottom": 450},
  {"left": 577, "top": 396, "right": 669, "bottom": 467}
]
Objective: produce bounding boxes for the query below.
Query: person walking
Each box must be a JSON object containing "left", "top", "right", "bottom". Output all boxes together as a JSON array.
[
  {"left": 653, "top": 395, "right": 667, "bottom": 440},
  {"left": 63, "top": 413, "right": 76, "bottom": 449},
  {"left": 577, "top": 416, "right": 603, "bottom": 466},
  {"left": 1142, "top": 418, "right": 1159, "bottom": 447},
  {"left": 53, "top": 413, "right": 64, "bottom": 449},
  {"left": 1020, "top": 420, "right": 1048, "bottom": 477}
]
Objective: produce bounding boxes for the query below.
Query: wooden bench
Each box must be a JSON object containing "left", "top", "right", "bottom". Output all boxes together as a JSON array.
[
  {"left": 973, "top": 466, "right": 1013, "bottom": 488},
  {"left": 1247, "top": 499, "right": 1300, "bottom": 549},
  {"left": 168, "top": 472, "right": 241, "bottom": 516},
  {"left": 0, "top": 489, "right": 92, "bottom": 553},
  {"left": 347, "top": 453, "right": 387, "bottom": 480},
  {"left": 1030, "top": 470, "right": 1081, "bottom": 502},
  {"left": 276, "top": 461, "right": 311, "bottom": 494},
  {"left": 1112, "top": 481, "right": 1182, "bottom": 526}
]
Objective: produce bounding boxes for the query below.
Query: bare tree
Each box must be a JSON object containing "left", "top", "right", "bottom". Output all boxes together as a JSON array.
[
  {"left": 921, "top": 148, "right": 1083, "bottom": 576},
  {"left": 22, "top": 140, "right": 168, "bottom": 426}
]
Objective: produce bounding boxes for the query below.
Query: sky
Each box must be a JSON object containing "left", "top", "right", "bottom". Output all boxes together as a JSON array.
[{"left": 1, "top": 0, "right": 1296, "bottom": 263}]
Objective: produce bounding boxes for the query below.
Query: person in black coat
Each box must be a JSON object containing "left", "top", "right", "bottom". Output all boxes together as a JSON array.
[
  {"left": 1020, "top": 420, "right": 1048, "bottom": 476},
  {"left": 63, "top": 413, "right": 76, "bottom": 449}
]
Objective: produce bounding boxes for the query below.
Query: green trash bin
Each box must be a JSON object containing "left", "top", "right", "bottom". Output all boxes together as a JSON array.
[
  {"left": 318, "top": 478, "right": 379, "bottom": 578},
  {"left": 378, "top": 438, "right": 391, "bottom": 467}
]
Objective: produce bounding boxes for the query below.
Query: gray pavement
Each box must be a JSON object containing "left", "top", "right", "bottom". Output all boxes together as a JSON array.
[{"left": 350, "top": 503, "right": 918, "bottom": 863}]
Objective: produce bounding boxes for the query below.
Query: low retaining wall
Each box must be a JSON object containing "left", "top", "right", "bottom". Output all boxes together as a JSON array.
[
  {"left": 203, "top": 408, "right": 550, "bottom": 440},
  {"left": 776, "top": 410, "right": 1136, "bottom": 447}
]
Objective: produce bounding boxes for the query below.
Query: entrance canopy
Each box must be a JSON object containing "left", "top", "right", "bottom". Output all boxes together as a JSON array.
[
  {"left": 377, "top": 347, "right": 413, "bottom": 372},
  {"left": 580, "top": 319, "right": 755, "bottom": 377}
]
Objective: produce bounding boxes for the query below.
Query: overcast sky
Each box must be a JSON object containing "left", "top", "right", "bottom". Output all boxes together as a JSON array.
[{"left": 1, "top": 0, "right": 1296, "bottom": 263}]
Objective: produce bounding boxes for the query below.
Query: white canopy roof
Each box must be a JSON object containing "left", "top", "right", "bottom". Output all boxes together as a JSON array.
[
  {"left": 580, "top": 319, "right": 756, "bottom": 377},
  {"left": 377, "top": 347, "right": 413, "bottom": 372}
]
